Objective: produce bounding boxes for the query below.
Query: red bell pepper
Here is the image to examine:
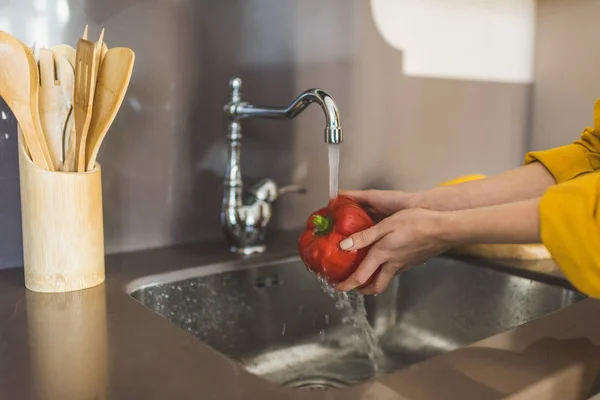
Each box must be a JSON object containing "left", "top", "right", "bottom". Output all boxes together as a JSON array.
[{"left": 298, "top": 195, "right": 376, "bottom": 286}]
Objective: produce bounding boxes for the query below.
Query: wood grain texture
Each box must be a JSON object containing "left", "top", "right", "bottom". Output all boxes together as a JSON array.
[
  {"left": 26, "top": 41, "right": 56, "bottom": 171},
  {"left": 93, "top": 29, "right": 105, "bottom": 88},
  {"left": 50, "top": 44, "right": 76, "bottom": 69},
  {"left": 74, "top": 39, "right": 97, "bottom": 172},
  {"left": 86, "top": 47, "right": 135, "bottom": 171},
  {"left": 18, "top": 130, "right": 105, "bottom": 293},
  {"left": 38, "top": 49, "right": 73, "bottom": 169},
  {"left": 61, "top": 108, "right": 76, "bottom": 172},
  {"left": 0, "top": 31, "right": 54, "bottom": 170},
  {"left": 447, "top": 243, "right": 552, "bottom": 260}
]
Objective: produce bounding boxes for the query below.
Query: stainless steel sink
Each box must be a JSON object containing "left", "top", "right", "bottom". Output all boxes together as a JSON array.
[{"left": 129, "top": 256, "right": 584, "bottom": 390}]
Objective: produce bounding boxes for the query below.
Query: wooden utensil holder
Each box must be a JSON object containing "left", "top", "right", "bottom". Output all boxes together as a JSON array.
[{"left": 18, "top": 131, "right": 105, "bottom": 293}]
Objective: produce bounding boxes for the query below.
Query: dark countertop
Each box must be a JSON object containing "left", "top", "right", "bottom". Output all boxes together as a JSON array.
[{"left": 1, "top": 232, "right": 600, "bottom": 400}]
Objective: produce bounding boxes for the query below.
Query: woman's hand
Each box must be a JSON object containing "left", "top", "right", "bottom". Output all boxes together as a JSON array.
[
  {"left": 340, "top": 189, "right": 419, "bottom": 221},
  {"left": 334, "top": 208, "right": 450, "bottom": 294},
  {"left": 334, "top": 198, "right": 542, "bottom": 295}
]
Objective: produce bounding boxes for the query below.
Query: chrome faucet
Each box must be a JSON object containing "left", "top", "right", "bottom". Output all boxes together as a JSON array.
[{"left": 222, "top": 77, "right": 343, "bottom": 255}]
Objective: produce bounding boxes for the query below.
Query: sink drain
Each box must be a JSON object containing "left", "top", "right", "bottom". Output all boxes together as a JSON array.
[{"left": 285, "top": 377, "right": 348, "bottom": 391}]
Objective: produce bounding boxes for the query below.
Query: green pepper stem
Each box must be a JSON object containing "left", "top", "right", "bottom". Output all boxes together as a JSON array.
[{"left": 313, "top": 215, "right": 332, "bottom": 235}]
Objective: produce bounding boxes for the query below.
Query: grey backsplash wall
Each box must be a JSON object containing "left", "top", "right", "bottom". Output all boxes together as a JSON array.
[
  {"left": 0, "top": 0, "right": 531, "bottom": 269},
  {"left": 531, "top": 0, "right": 600, "bottom": 151}
]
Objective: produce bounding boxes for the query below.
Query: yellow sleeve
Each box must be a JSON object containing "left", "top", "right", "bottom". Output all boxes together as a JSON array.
[
  {"left": 539, "top": 171, "right": 600, "bottom": 297},
  {"left": 525, "top": 99, "right": 600, "bottom": 183}
]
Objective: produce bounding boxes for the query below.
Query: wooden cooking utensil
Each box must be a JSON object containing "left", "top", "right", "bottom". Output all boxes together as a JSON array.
[
  {"left": 54, "top": 54, "right": 75, "bottom": 163},
  {"left": 74, "top": 38, "right": 98, "bottom": 172},
  {"left": 0, "top": 31, "right": 54, "bottom": 170},
  {"left": 81, "top": 26, "right": 107, "bottom": 79},
  {"left": 51, "top": 50, "right": 76, "bottom": 170},
  {"left": 25, "top": 43, "right": 56, "bottom": 170},
  {"left": 62, "top": 111, "right": 76, "bottom": 172},
  {"left": 100, "top": 42, "right": 108, "bottom": 63},
  {"left": 85, "top": 47, "right": 134, "bottom": 171},
  {"left": 54, "top": 54, "right": 75, "bottom": 103},
  {"left": 38, "top": 49, "right": 74, "bottom": 168},
  {"left": 50, "top": 44, "right": 76, "bottom": 68},
  {"left": 94, "top": 29, "right": 105, "bottom": 83}
]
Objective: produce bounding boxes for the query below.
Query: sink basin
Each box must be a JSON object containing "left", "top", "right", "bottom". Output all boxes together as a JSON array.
[{"left": 129, "top": 256, "right": 584, "bottom": 390}]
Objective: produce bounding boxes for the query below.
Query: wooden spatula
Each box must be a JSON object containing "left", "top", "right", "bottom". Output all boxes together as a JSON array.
[
  {"left": 0, "top": 31, "right": 54, "bottom": 170},
  {"left": 61, "top": 110, "right": 76, "bottom": 172},
  {"left": 73, "top": 38, "right": 98, "bottom": 172},
  {"left": 50, "top": 44, "right": 76, "bottom": 69},
  {"left": 62, "top": 26, "right": 97, "bottom": 171},
  {"left": 51, "top": 52, "right": 76, "bottom": 162},
  {"left": 38, "top": 49, "right": 74, "bottom": 168},
  {"left": 85, "top": 47, "right": 135, "bottom": 171}
]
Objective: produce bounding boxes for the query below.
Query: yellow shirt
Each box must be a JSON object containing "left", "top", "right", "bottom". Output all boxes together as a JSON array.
[{"left": 524, "top": 100, "right": 600, "bottom": 297}]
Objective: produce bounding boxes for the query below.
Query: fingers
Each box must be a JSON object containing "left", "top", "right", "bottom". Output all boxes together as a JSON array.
[
  {"left": 339, "top": 189, "right": 372, "bottom": 203},
  {"left": 335, "top": 247, "right": 387, "bottom": 292},
  {"left": 359, "top": 262, "right": 401, "bottom": 295},
  {"left": 340, "top": 219, "right": 391, "bottom": 251}
]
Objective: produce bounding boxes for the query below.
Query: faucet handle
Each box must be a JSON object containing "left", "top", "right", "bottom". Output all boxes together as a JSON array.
[
  {"left": 250, "top": 179, "right": 306, "bottom": 203},
  {"left": 278, "top": 184, "right": 306, "bottom": 197}
]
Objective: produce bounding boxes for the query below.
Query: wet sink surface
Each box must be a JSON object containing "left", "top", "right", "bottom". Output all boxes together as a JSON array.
[{"left": 129, "top": 256, "right": 584, "bottom": 391}]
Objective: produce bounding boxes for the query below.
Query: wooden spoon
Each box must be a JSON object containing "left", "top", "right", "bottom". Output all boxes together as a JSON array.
[
  {"left": 85, "top": 47, "right": 134, "bottom": 171},
  {"left": 38, "top": 49, "right": 74, "bottom": 168},
  {"left": 21, "top": 42, "right": 54, "bottom": 168},
  {"left": 0, "top": 31, "right": 54, "bottom": 170},
  {"left": 73, "top": 38, "right": 98, "bottom": 172}
]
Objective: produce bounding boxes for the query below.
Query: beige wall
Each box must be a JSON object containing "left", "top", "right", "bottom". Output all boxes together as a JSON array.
[
  {"left": 531, "top": 0, "right": 600, "bottom": 151},
  {"left": 0, "top": 0, "right": 531, "bottom": 267}
]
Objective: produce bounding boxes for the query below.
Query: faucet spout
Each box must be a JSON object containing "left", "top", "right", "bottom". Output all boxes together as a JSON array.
[
  {"left": 225, "top": 78, "right": 343, "bottom": 144},
  {"left": 221, "top": 77, "right": 343, "bottom": 255}
]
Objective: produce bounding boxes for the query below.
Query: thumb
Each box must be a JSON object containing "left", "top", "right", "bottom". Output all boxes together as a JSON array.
[{"left": 340, "top": 222, "right": 388, "bottom": 251}]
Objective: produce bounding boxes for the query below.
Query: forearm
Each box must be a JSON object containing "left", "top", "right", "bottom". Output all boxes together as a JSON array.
[
  {"left": 436, "top": 198, "right": 541, "bottom": 246},
  {"left": 412, "top": 163, "right": 555, "bottom": 211}
]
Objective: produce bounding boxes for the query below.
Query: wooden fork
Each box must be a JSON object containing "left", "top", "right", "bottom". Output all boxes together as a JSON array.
[
  {"left": 38, "top": 49, "right": 74, "bottom": 168},
  {"left": 73, "top": 38, "right": 97, "bottom": 172}
]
